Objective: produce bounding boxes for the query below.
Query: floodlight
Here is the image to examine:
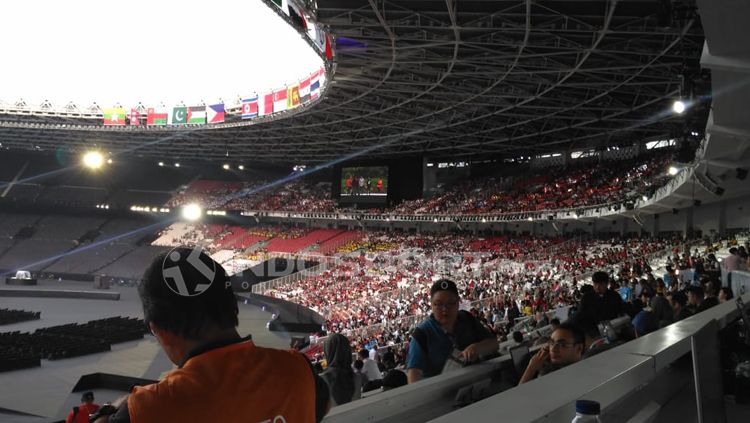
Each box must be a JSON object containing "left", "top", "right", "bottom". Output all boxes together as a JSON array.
[
  {"left": 82, "top": 151, "right": 104, "bottom": 169},
  {"left": 238, "top": 165, "right": 245, "bottom": 170},
  {"left": 223, "top": 164, "right": 230, "bottom": 170},
  {"left": 174, "top": 162, "right": 181, "bottom": 167},
  {"left": 672, "top": 100, "right": 686, "bottom": 114},
  {"left": 158, "top": 161, "right": 164, "bottom": 167},
  {"left": 107, "top": 158, "right": 113, "bottom": 164},
  {"left": 668, "top": 166, "right": 679, "bottom": 176},
  {"left": 182, "top": 203, "right": 202, "bottom": 221}
]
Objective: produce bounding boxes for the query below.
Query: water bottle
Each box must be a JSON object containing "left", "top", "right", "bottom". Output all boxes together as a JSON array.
[{"left": 571, "top": 400, "right": 602, "bottom": 422}]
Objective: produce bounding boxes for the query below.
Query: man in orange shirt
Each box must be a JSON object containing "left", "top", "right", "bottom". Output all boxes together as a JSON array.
[
  {"left": 66, "top": 391, "right": 99, "bottom": 423},
  {"left": 94, "top": 247, "right": 329, "bottom": 423}
]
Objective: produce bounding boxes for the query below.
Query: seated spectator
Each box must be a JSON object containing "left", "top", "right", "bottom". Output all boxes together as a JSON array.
[
  {"left": 360, "top": 348, "right": 383, "bottom": 392},
  {"left": 699, "top": 280, "right": 720, "bottom": 312},
  {"left": 381, "top": 369, "right": 408, "bottom": 391},
  {"left": 719, "top": 287, "right": 734, "bottom": 303},
  {"left": 632, "top": 310, "right": 658, "bottom": 337},
  {"left": 66, "top": 391, "right": 99, "bottom": 423},
  {"left": 94, "top": 247, "right": 328, "bottom": 423},
  {"left": 686, "top": 285, "right": 704, "bottom": 314},
  {"left": 576, "top": 271, "right": 626, "bottom": 324},
  {"left": 668, "top": 291, "right": 692, "bottom": 322},
  {"left": 321, "top": 334, "right": 361, "bottom": 406},
  {"left": 649, "top": 290, "right": 674, "bottom": 328},
  {"left": 519, "top": 323, "right": 585, "bottom": 384},
  {"left": 406, "top": 279, "right": 499, "bottom": 384}
]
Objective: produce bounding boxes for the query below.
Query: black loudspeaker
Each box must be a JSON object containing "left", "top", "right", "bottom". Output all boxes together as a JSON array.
[
  {"left": 737, "top": 168, "right": 748, "bottom": 180},
  {"left": 715, "top": 187, "right": 725, "bottom": 196},
  {"left": 673, "top": 208, "right": 679, "bottom": 214},
  {"left": 694, "top": 200, "right": 702, "bottom": 207}
]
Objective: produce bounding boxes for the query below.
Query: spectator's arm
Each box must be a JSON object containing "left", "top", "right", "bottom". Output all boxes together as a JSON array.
[
  {"left": 407, "top": 368, "right": 423, "bottom": 384},
  {"left": 519, "top": 347, "right": 549, "bottom": 384},
  {"left": 405, "top": 337, "right": 427, "bottom": 384}
]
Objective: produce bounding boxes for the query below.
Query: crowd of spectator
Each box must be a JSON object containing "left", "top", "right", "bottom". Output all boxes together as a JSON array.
[{"left": 163, "top": 153, "right": 674, "bottom": 216}]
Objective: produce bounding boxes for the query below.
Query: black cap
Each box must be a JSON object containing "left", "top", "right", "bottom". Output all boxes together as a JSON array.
[
  {"left": 575, "top": 399, "right": 600, "bottom": 415},
  {"left": 81, "top": 391, "right": 94, "bottom": 402},
  {"left": 430, "top": 279, "right": 459, "bottom": 297}
]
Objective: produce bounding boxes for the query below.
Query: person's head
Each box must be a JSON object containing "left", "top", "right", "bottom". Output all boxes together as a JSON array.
[
  {"left": 591, "top": 271, "right": 609, "bottom": 295},
  {"left": 353, "top": 359, "right": 364, "bottom": 372},
  {"left": 512, "top": 331, "right": 524, "bottom": 343},
  {"left": 550, "top": 318, "right": 561, "bottom": 330},
  {"left": 669, "top": 291, "right": 688, "bottom": 311},
  {"left": 381, "top": 369, "right": 408, "bottom": 391},
  {"left": 666, "top": 265, "right": 675, "bottom": 274},
  {"left": 687, "top": 286, "right": 703, "bottom": 306},
  {"left": 430, "top": 279, "right": 460, "bottom": 329},
  {"left": 81, "top": 392, "right": 95, "bottom": 404},
  {"left": 324, "top": 334, "right": 353, "bottom": 369},
  {"left": 719, "top": 287, "right": 734, "bottom": 303},
  {"left": 547, "top": 323, "right": 584, "bottom": 365},
  {"left": 140, "top": 247, "right": 238, "bottom": 365},
  {"left": 729, "top": 247, "right": 739, "bottom": 256},
  {"left": 358, "top": 348, "right": 369, "bottom": 360},
  {"left": 639, "top": 288, "right": 653, "bottom": 306}
]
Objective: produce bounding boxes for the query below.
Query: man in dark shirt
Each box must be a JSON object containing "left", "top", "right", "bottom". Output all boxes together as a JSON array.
[
  {"left": 406, "top": 279, "right": 498, "bottom": 383},
  {"left": 576, "top": 271, "right": 626, "bottom": 324}
]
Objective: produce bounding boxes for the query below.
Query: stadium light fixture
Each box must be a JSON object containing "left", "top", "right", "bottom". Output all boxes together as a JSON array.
[
  {"left": 672, "top": 99, "right": 686, "bottom": 114},
  {"left": 668, "top": 166, "right": 680, "bottom": 176},
  {"left": 158, "top": 161, "right": 164, "bottom": 167},
  {"left": 238, "top": 165, "right": 245, "bottom": 170},
  {"left": 182, "top": 203, "right": 202, "bottom": 221},
  {"left": 174, "top": 162, "right": 181, "bottom": 168},
  {"left": 222, "top": 164, "right": 230, "bottom": 170},
  {"left": 82, "top": 151, "right": 104, "bottom": 169}
]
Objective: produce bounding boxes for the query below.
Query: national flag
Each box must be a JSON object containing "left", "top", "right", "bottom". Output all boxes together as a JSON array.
[
  {"left": 128, "top": 108, "right": 140, "bottom": 125},
  {"left": 103, "top": 107, "right": 126, "bottom": 126},
  {"left": 309, "top": 25, "right": 325, "bottom": 52},
  {"left": 299, "top": 77, "right": 311, "bottom": 103},
  {"left": 147, "top": 108, "right": 168, "bottom": 126},
  {"left": 271, "top": 0, "right": 289, "bottom": 15},
  {"left": 241, "top": 96, "right": 258, "bottom": 119},
  {"left": 288, "top": 1, "right": 307, "bottom": 31},
  {"left": 324, "top": 33, "right": 333, "bottom": 60},
  {"left": 187, "top": 106, "right": 206, "bottom": 125},
  {"left": 273, "top": 88, "right": 288, "bottom": 112},
  {"left": 310, "top": 72, "right": 321, "bottom": 100},
  {"left": 207, "top": 103, "right": 225, "bottom": 124},
  {"left": 287, "top": 85, "right": 300, "bottom": 109},
  {"left": 169, "top": 106, "right": 188, "bottom": 125},
  {"left": 260, "top": 93, "right": 274, "bottom": 116}
]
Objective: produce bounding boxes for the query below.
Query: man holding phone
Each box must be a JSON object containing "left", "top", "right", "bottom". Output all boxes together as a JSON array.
[{"left": 518, "top": 323, "right": 584, "bottom": 384}]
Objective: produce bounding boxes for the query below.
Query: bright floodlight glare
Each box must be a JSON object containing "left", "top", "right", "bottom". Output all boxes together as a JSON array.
[
  {"left": 182, "top": 204, "right": 202, "bottom": 222},
  {"left": 672, "top": 100, "right": 686, "bottom": 114},
  {"left": 238, "top": 165, "right": 245, "bottom": 170},
  {"left": 222, "top": 164, "right": 230, "bottom": 170},
  {"left": 158, "top": 161, "right": 164, "bottom": 167},
  {"left": 174, "top": 163, "right": 180, "bottom": 168},
  {"left": 668, "top": 166, "right": 680, "bottom": 176},
  {"left": 82, "top": 151, "right": 104, "bottom": 169},
  {"left": 0, "top": 1, "right": 323, "bottom": 107}
]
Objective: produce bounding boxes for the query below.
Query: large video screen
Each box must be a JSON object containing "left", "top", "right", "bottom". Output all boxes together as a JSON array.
[{"left": 340, "top": 166, "right": 388, "bottom": 198}]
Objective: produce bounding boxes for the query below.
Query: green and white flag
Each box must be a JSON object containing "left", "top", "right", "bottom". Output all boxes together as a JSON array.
[{"left": 169, "top": 106, "right": 188, "bottom": 125}]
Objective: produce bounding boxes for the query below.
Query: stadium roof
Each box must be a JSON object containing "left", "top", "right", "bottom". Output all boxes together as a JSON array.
[{"left": 0, "top": 0, "right": 707, "bottom": 165}]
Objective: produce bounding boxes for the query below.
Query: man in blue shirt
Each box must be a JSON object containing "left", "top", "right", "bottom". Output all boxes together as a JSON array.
[{"left": 406, "top": 279, "right": 498, "bottom": 383}]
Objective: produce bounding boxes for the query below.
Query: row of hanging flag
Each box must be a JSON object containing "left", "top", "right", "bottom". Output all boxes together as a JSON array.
[
  {"left": 271, "top": 0, "right": 334, "bottom": 61},
  {"left": 102, "top": 67, "right": 325, "bottom": 126}
]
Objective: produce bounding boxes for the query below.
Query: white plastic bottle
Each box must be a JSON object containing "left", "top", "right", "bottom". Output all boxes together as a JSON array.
[{"left": 571, "top": 400, "right": 602, "bottom": 422}]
